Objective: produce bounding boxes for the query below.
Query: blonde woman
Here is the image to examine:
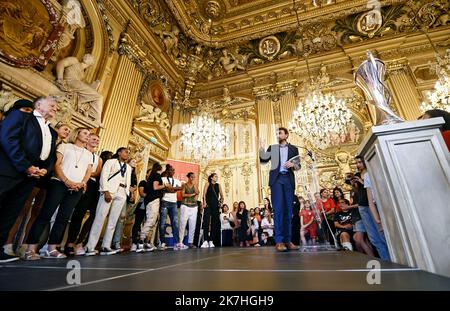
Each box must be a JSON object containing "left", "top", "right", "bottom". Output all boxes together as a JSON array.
[
  {"left": 24, "top": 128, "right": 93, "bottom": 260},
  {"left": 54, "top": 122, "right": 71, "bottom": 146}
]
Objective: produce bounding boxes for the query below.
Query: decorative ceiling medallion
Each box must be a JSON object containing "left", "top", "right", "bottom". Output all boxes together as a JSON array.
[
  {"left": 144, "top": 80, "right": 170, "bottom": 113},
  {"left": 259, "top": 36, "right": 281, "bottom": 60},
  {"left": 357, "top": 9, "right": 383, "bottom": 37}
]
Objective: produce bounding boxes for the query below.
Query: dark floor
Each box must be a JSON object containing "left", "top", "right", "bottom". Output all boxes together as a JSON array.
[{"left": 1, "top": 247, "right": 449, "bottom": 291}]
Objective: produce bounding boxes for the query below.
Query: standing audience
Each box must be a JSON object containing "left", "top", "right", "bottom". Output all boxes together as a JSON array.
[
  {"left": 111, "top": 157, "right": 138, "bottom": 252},
  {"left": 300, "top": 200, "right": 317, "bottom": 245},
  {"left": 179, "top": 172, "right": 199, "bottom": 248},
  {"left": 236, "top": 201, "right": 250, "bottom": 247},
  {"left": 159, "top": 164, "right": 183, "bottom": 250},
  {"left": 138, "top": 163, "right": 166, "bottom": 252},
  {"left": 201, "top": 173, "right": 224, "bottom": 248},
  {"left": 130, "top": 170, "right": 150, "bottom": 252},
  {"left": 85, "top": 148, "right": 131, "bottom": 256},
  {"left": 65, "top": 133, "right": 102, "bottom": 256},
  {"left": 25, "top": 127, "right": 92, "bottom": 260},
  {"left": 220, "top": 204, "right": 234, "bottom": 246},
  {"left": 355, "top": 156, "right": 390, "bottom": 261},
  {"left": 0, "top": 97, "right": 58, "bottom": 262}
]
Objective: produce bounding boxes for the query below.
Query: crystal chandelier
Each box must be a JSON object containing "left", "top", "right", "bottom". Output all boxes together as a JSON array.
[
  {"left": 180, "top": 20, "right": 230, "bottom": 162},
  {"left": 289, "top": 0, "right": 354, "bottom": 150},
  {"left": 288, "top": 85, "right": 354, "bottom": 150},
  {"left": 419, "top": 49, "right": 450, "bottom": 113},
  {"left": 181, "top": 108, "right": 230, "bottom": 162}
]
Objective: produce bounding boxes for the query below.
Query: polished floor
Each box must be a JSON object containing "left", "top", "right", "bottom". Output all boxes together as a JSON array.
[{"left": 1, "top": 247, "right": 449, "bottom": 291}]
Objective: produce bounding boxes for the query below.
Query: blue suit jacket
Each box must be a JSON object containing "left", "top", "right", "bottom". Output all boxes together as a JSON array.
[
  {"left": 0, "top": 110, "right": 58, "bottom": 179},
  {"left": 259, "top": 143, "right": 301, "bottom": 187}
]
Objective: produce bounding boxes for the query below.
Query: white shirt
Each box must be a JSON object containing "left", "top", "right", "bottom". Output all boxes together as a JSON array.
[
  {"left": 90, "top": 153, "right": 100, "bottom": 181},
  {"left": 33, "top": 110, "right": 52, "bottom": 161},
  {"left": 161, "top": 177, "right": 181, "bottom": 203},
  {"left": 220, "top": 212, "right": 234, "bottom": 230},
  {"left": 56, "top": 143, "right": 93, "bottom": 183},
  {"left": 364, "top": 173, "right": 377, "bottom": 204},
  {"left": 279, "top": 144, "right": 289, "bottom": 173},
  {"left": 261, "top": 217, "right": 274, "bottom": 237}
]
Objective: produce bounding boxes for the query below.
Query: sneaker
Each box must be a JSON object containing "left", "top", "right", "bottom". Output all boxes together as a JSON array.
[
  {"left": 200, "top": 241, "right": 209, "bottom": 248},
  {"left": 189, "top": 243, "right": 197, "bottom": 249},
  {"left": 100, "top": 248, "right": 117, "bottom": 256},
  {"left": 3, "top": 244, "right": 15, "bottom": 256},
  {"left": 136, "top": 241, "right": 145, "bottom": 253},
  {"left": 178, "top": 243, "right": 189, "bottom": 250},
  {"left": 112, "top": 242, "right": 124, "bottom": 253},
  {"left": 136, "top": 243, "right": 144, "bottom": 253},
  {"left": 75, "top": 245, "right": 86, "bottom": 256},
  {"left": 130, "top": 244, "right": 137, "bottom": 252},
  {"left": 0, "top": 252, "right": 19, "bottom": 263},
  {"left": 158, "top": 243, "right": 167, "bottom": 251},
  {"left": 144, "top": 243, "right": 156, "bottom": 252},
  {"left": 209, "top": 241, "right": 215, "bottom": 248},
  {"left": 84, "top": 247, "right": 97, "bottom": 256}
]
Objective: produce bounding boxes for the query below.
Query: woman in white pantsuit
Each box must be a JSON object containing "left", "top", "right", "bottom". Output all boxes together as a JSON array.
[{"left": 85, "top": 147, "right": 131, "bottom": 256}]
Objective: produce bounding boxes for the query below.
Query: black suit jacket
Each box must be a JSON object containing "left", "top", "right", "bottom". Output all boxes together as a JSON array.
[
  {"left": 0, "top": 110, "right": 58, "bottom": 179},
  {"left": 259, "top": 143, "right": 301, "bottom": 187}
]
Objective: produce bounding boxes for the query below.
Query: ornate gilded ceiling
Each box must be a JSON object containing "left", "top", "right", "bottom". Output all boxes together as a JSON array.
[
  {"left": 165, "top": 0, "right": 408, "bottom": 47},
  {"left": 128, "top": 0, "right": 450, "bottom": 83}
]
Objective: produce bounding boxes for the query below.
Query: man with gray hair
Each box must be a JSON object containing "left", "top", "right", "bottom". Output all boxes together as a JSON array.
[
  {"left": 0, "top": 96, "right": 58, "bottom": 262},
  {"left": 56, "top": 54, "right": 103, "bottom": 123}
]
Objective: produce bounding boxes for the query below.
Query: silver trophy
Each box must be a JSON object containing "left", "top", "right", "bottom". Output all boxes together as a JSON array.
[{"left": 354, "top": 51, "right": 404, "bottom": 125}]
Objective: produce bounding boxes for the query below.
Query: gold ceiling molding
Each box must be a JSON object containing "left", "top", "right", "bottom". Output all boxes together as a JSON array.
[
  {"left": 178, "top": 2, "right": 443, "bottom": 83},
  {"left": 111, "top": 0, "right": 185, "bottom": 92},
  {"left": 95, "top": 0, "right": 116, "bottom": 55},
  {"left": 165, "top": 0, "right": 406, "bottom": 47}
]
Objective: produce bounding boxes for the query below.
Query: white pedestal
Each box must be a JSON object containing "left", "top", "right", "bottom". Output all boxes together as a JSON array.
[{"left": 358, "top": 118, "right": 450, "bottom": 277}]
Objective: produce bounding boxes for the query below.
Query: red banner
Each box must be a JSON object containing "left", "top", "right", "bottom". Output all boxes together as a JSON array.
[{"left": 165, "top": 159, "right": 200, "bottom": 201}]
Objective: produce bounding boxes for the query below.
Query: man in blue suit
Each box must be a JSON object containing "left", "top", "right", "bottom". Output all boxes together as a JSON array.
[
  {"left": 260, "top": 127, "right": 301, "bottom": 252},
  {"left": 0, "top": 97, "right": 58, "bottom": 262}
]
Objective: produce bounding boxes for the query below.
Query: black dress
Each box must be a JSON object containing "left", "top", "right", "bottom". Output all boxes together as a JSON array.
[
  {"left": 203, "top": 183, "right": 221, "bottom": 246},
  {"left": 237, "top": 209, "right": 249, "bottom": 243}
]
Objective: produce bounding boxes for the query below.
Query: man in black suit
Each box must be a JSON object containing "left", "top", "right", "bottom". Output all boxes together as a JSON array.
[
  {"left": 0, "top": 97, "right": 58, "bottom": 262},
  {"left": 259, "top": 127, "right": 301, "bottom": 252}
]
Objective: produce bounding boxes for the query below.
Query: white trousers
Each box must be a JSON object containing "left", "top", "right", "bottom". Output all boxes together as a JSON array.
[
  {"left": 179, "top": 204, "right": 198, "bottom": 244},
  {"left": 86, "top": 189, "right": 127, "bottom": 250},
  {"left": 140, "top": 199, "right": 160, "bottom": 242}
]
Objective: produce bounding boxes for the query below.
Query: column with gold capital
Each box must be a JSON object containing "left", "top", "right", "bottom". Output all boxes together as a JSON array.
[{"left": 386, "top": 59, "right": 422, "bottom": 121}]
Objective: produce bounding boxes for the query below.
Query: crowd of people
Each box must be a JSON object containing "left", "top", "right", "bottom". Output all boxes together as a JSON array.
[{"left": 1, "top": 96, "right": 448, "bottom": 263}]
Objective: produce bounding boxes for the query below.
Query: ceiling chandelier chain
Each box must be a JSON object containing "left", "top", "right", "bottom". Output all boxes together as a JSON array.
[
  {"left": 180, "top": 19, "right": 231, "bottom": 162},
  {"left": 289, "top": 0, "right": 355, "bottom": 150}
]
